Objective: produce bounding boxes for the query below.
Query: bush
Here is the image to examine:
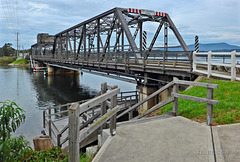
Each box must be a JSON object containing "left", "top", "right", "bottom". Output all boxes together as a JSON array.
[
  {"left": 0, "top": 57, "right": 16, "bottom": 65},
  {"left": 24, "top": 147, "right": 68, "bottom": 161},
  {"left": 0, "top": 101, "right": 25, "bottom": 141},
  {"left": 0, "top": 135, "right": 32, "bottom": 161}
]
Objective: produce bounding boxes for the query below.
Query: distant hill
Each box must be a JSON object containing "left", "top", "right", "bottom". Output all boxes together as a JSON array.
[
  {"left": 188, "top": 42, "right": 240, "bottom": 52},
  {"left": 165, "top": 42, "right": 240, "bottom": 52}
]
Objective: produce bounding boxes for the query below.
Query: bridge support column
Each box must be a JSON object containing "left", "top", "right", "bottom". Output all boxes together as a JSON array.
[
  {"left": 47, "top": 65, "right": 79, "bottom": 75},
  {"left": 47, "top": 65, "right": 54, "bottom": 75},
  {"left": 136, "top": 85, "right": 157, "bottom": 114},
  {"left": 137, "top": 84, "right": 171, "bottom": 114}
]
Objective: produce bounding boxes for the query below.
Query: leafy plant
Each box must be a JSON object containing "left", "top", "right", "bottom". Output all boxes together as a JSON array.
[
  {"left": 24, "top": 147, "right": 68, "bottom": 161},
  {"left": 0, "top": 135, "right": 32, "bottom": 161},
  {"left": 0, "top": 100, "right": 26, "bottom": 141}
]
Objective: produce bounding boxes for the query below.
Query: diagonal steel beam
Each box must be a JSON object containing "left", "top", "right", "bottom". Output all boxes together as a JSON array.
[
  {"left": 148, "top": 21, "right": 164, "bottom": 52},
  {"left": 115, "top": 8, "right": 142, "bottom": 63},
  {"left": 113, "top": 29, "right": 122, "bottom": 52},
  {"left": 166, "top": 14, "right": 189, "bottom": 54},
  {"left": 103, "top": 15, "right": 116, "bottom": 52},
  {"left": 77, "top": 29, "right": 84, "bottom": 54}
]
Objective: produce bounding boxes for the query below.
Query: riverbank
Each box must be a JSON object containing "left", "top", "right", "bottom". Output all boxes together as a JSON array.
[
  {"left": 8, "top": 58, "right": 29, "bottom": 67},
  {"left": 157, "top": 78, "right": 240, "bottom": 125},
  {"left": 0, "top": 56, "right": 16, "bottom": 66}
]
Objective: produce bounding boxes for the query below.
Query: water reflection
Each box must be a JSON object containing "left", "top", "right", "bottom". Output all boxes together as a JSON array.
[
  {"left": 31, "top": 72, "right": 97, "bottom": 109},
  {"left": 0, "top": 67, "right": 136, "bottom": 147}
]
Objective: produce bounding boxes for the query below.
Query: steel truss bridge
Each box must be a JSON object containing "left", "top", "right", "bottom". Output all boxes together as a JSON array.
[{"left": 31, "top": 7, "right": 194, "bottom": 85}]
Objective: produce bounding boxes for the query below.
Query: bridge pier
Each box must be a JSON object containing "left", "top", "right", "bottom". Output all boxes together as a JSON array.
[
  {"left": 47, "top": 65, "right": 79, "bottom": 75},
  {"left": 136, "top": 73, "right": 173, "bottom": 114}
]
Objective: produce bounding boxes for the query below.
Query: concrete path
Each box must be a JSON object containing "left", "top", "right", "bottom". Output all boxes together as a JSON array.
[
  {"left": 93, "top": 116, "right": 215, "bottom": 162},
  {"left": 213, "top": 123, "right": 240, "bottom": 162}
]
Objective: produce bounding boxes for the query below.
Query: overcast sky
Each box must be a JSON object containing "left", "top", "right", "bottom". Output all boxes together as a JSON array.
[{"left": 0, "top": 0, "right": 239, "bottom": 49}]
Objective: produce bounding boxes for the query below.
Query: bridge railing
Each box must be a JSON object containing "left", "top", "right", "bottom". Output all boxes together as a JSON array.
[
  {"left": 193, "top": 51, "right": 240, "bottom": 81},
  {"left": 117, "top": 77, "right": 219, "bottom": 126},
  {"left": 32, "top": 50, "right": 193, "bottom": 73}
]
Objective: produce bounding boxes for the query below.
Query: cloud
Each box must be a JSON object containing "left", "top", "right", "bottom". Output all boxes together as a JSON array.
[{"left": 0, "top": 0, "right": 239, "bottom": 48}]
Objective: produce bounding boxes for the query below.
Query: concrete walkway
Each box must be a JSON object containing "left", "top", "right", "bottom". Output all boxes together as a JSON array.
[
  {"left": 213, "top": 123, "right": 240, "bottom": 161},
  {"left": 93, "top": 116, "right": 215, "bottom": 162}
]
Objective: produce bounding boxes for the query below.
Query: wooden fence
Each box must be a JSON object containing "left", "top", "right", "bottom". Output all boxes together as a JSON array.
[
  {"left": 68, "top": 85, "right": 120, "bottom": 162},
  {"left": 193, "top": 50, "right": 240, "bottom": 81},
  {"left": 118, "top": 78, "right": 219, "bottom": 126}
]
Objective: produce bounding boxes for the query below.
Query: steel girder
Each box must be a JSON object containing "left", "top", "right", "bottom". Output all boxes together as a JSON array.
[{"left": 32, "top": 7, "right": 190, "bottom": 62}]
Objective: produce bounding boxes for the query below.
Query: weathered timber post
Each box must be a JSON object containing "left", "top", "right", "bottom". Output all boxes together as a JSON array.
[
  {"left": 43, "top": 110, "right": 46, "bottom": 128},
  {"left": 110, "top": 86, "right": 118, "bottom": 136},
  {"left": 48, "top": 109, "right": 52, "bottom": 137},
  {"left": 128, "top": 96, "right": 133, "bottom": 120},
  {"left": 57, "top": 134, "right": 61, "bottom": 147},
  {"left": 101, "top": 82, "right": 107, "bottom": 129},
  {"left": 231, "top": 50, "right": 236, "bottom": 81},
  {"left": 192, "top": 51, "right": 197, "bottom": 72},
  {"left": 207, "top": 81, "right": 213, "bottom": 125},
  {"left": 207, "top": 51, "right": 212, "bottom": 78},
  {"left": 68, "top": 103, "right": 80, "bottom": 162},
  {"left": 48, "top": 120, "right": 52, "bottom": 138},
  {"left": 173, "top": 77, "right": 179, "bottom": 116}
]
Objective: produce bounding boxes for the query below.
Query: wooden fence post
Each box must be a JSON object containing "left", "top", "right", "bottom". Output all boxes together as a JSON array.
[
  {"left": 193, "top": 51, "right": 196, "bottom": 72},
  {"left": 231, "top": 50, "right": 236, "bottom": 81},
  {"left": 101, "top": 82, "right": 107, "bottom": 129},
  {"left": 207, "top": 81, "right": 213, "bottom": 125},
  {"left": 43, "top": 110, "right": 46, "bottom": 128},
  {"left": 110, "top": 86, "right": 118, "bottom": 136},
  {"left": 207, "top": 51, "right": 212, "bottom": 78},
  {"left": 68, "top": 103, "right": 80, "bottom": 162},
  {"left": 48, "top": 120, "right": 52, "bottom": 137},
  {"left": 173, "top": 77, "right": 179, "bottom": 116},
  {"left": 57, "top": 134, "right": 61, "bottom": 147}
]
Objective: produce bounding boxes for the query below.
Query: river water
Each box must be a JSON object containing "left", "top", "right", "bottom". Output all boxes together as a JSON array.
[{"left": 0, "top": 66, "right": 136, "bottom": 146}]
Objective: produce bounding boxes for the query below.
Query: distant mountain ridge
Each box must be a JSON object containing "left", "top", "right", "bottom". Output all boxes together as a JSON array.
[
  {"left": 188, "top": 42, "right": 240, "bottom": 52},
  {"left": 164, "top": 42, "right": 240, "bottom": 52}
]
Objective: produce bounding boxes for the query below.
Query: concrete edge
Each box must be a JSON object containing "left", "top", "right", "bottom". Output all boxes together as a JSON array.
[
  {"left": 207, "top": 126, "right": 215, "bottom": 162},
  {"left": 212, "top": 126, "right": 225, "bottom": 162},
  {"left": 92, "top": 135, "right": 113, "bottom": 162},
  {"left": 215, "top": 122, "right": 240, "bottom": 127},
  {"left": 117, "top": 111, "right": 176, "bottom": 127}
]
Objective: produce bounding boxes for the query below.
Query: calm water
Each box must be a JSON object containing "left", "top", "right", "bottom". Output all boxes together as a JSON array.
[{"left": 0, "top": 66, "right": 136, "bottom": 146}]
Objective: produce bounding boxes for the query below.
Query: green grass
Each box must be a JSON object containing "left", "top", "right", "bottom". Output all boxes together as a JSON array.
[
  {"left": 12, "top": 58, "right": 28, "bottom": 64},
  {"left": 158, "top": 78, "right": 240, "bottom": 125},
  {"left": 0, "top": 56, "right": 16, "bottom": 65}
]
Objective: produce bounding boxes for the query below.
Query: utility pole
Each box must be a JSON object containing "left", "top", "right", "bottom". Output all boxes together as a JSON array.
[{"left": 17, "top": 32, "right": 19, "bottom": 58}]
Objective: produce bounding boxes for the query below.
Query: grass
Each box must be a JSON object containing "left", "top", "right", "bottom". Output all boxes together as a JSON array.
[
  {"left": 158, "top": 78, "right": 240, "bottom": 125},
  {"left": 12, "top": 58, "right": 28, "bottom": 64},
  {"left": 0, "top": 56, "right": 16, "bottom": 66}
]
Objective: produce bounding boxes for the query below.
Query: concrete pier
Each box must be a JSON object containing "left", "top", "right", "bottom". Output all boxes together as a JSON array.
[{"left": 47, "top": 65, "right": 79, "bottom": 75}]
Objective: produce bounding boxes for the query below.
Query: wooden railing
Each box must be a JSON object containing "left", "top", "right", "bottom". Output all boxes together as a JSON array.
[
  {"left": 118, "top": 78, "right": 219, "bottom": 126},
  {"left": 68, "top": 85, "right": 120, "bottom": 162},
  {"left": 42, "top": 99, "right": 90, "bottom": 147},
  {"left": 42, "top": 87, "right": 138, "bottom": 148},
  {"left": 193, "top": 51, "right": 240, "bottom": 81}
]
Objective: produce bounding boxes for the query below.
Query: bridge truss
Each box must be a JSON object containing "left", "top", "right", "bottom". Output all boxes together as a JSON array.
[{"left": 31, "top": 7, "right": 193, "bottom": 85}]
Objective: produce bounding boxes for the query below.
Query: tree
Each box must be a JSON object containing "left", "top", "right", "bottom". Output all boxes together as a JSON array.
[
  {"left": 0, "top": 100, "right": 26, "bottom": 141},
  {"left": 1, "top": 43, "right": 15, "bottom": 57},
  {"left": 0, "top": 101, "right": 31, "bottom": 162}
]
